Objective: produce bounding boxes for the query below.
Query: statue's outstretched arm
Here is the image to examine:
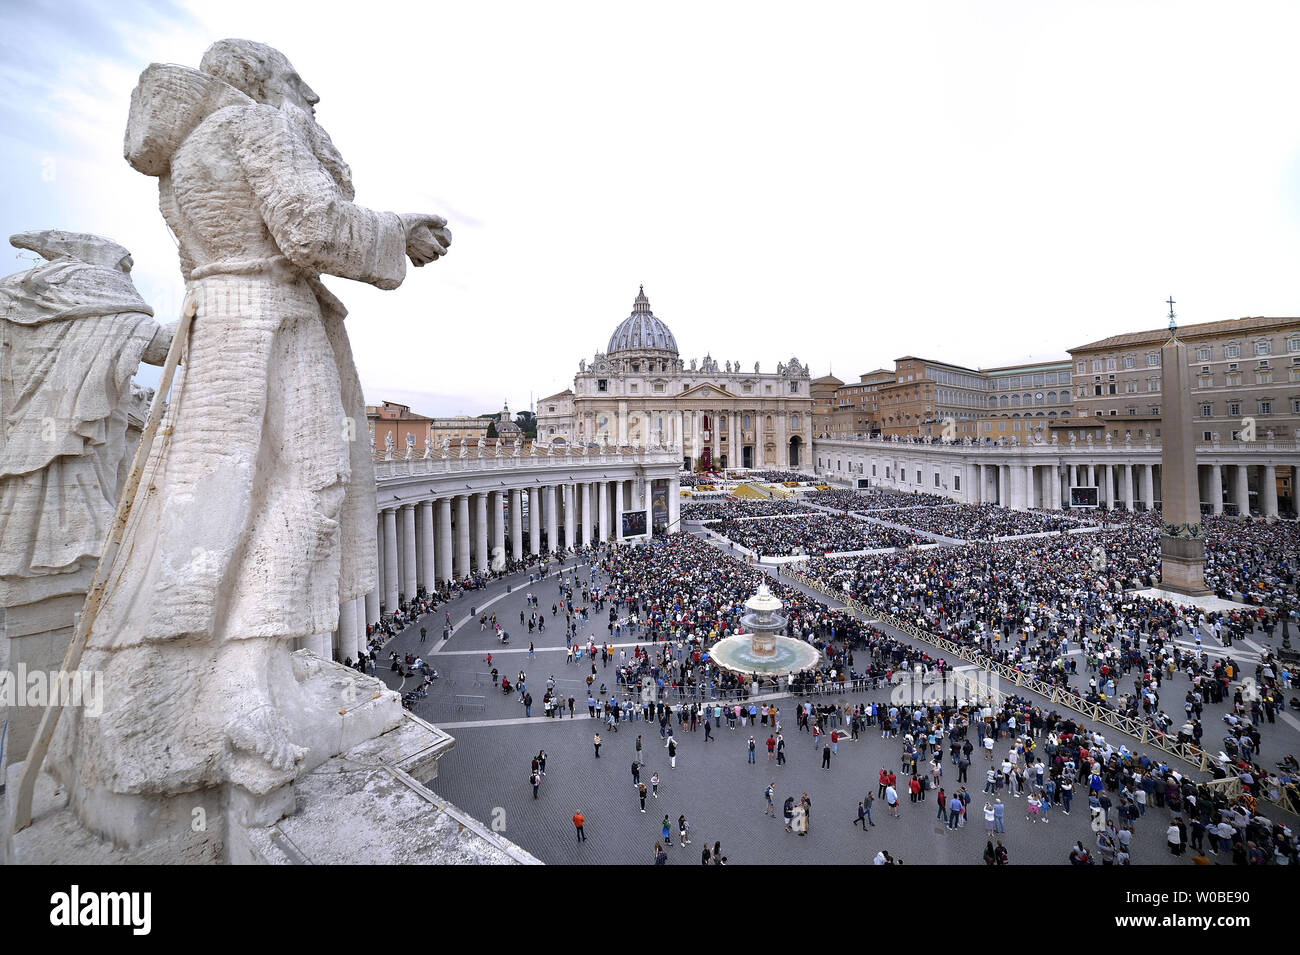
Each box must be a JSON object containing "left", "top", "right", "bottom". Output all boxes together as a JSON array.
[{"left": 233, "top": 105, "right": 408, "bottom": 289}]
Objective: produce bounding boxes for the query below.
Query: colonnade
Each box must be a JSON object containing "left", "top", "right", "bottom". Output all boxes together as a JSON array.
[{"left": 325, "top": 471, "right": 681, "bottom": 660}]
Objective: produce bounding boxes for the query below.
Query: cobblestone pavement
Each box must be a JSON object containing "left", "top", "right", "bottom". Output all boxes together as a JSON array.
[{"left": 373, "top": 534, "right": 1299, "bottom": 865}]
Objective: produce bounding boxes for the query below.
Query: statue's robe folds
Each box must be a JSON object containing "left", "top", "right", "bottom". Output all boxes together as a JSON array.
[
  {"left": 0, "top": 261, "right": 158, "bottom": 605},
  {"left": 52, "top": 64, "right": 399, "bottom": 798}
]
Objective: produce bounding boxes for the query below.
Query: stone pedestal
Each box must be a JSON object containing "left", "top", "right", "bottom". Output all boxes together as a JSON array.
[
  {"left": 1158, "top": 535, "right": 1211, "bottom": 596},
  {"left": 0, "top": 586, "right": 88, "bottom": 777},
  {"left": 2, "top": 652, "right": 536, "bottom": 865}
]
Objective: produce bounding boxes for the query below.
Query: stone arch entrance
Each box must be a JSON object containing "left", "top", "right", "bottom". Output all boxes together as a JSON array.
[{"left": 788, "top": 435, "right": 802, "bottom": 467}]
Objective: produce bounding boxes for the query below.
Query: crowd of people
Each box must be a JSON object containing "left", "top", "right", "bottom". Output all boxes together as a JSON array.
[
  {"left": 803, "top": 487, "right": 951, "bottom": 511},
  {"left": 681, "top": 498, "right": 810, "bottom": 521},
  {"left": 715, "top": 513, "right": 924, "bottom": 556},
  {"left": 879, "top": 503, "right": 1087, "bottom": 540}
]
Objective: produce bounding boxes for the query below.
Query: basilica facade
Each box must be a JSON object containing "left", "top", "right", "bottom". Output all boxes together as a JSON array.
[{"left": 536, "top": 287, "right": 814, "bottom": 470}]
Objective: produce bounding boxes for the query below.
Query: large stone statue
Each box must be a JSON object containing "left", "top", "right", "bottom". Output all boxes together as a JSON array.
[
  {"left": 0, "top": 230, "right": 171, "bottom": 765},
  {"left": 48, "top": 40, "right": 451, "bottom": 843}
]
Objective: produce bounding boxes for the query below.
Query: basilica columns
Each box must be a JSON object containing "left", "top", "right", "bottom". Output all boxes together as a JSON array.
[
  {"left": 1121, "top": 464, "right": 1134, "bottom": 511},
  {"left": 668, "top": 477, "right": 680, "bottom": 532},
  {"left": 1142, "top": 464, "right": 1155, "bottom": 511},
  {"left": 1208, "top": 464, "right": 1223, "bottom": 515}
]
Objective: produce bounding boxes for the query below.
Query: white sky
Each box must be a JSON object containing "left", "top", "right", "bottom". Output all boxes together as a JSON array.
[{"left": 4, "top": 0, "right": 1300, "bottom": 415}]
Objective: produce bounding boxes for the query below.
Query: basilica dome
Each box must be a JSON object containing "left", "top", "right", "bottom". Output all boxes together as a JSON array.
[{"left": 606, "top": 286, "right": 678, "bottom": 356}]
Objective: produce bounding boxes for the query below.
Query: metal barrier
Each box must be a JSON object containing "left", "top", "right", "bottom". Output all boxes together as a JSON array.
[
  {"left": 473, "top": 671, "right": 492, "bottom": 687},
  {"left": 784, "top": 569, "right": 1299, "bottom": 818},
  {"left": 452, "top": 694, "right": 486, "bottom": 713}
]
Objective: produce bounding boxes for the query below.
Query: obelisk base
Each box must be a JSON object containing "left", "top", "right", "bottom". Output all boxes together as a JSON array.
[{"left": 1159, "top": 535, "right": 1211, "bottom": 596}]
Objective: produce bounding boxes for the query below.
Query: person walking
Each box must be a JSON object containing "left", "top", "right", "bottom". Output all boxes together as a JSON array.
[
  {"left": 631, "top": 760, "right": 641, "bottom": 786},
  {"left": 764, "top": 783, "right": 776, "bottom": 817},
  {"left": 984, "top": 801, "right": 997, "bottom": 834},
  {"left": 783, "top": 795, "right": 795, "bottom": 832},
  {"left": 668, "top": 736, "right": 678, "bottom": 769},
  {"left": 886, "top": 784, "right": 899, "bottom": 817},
  {"left": 854, "top": 801, "right": 868, "bottom": 831},
  {"left": 531, "top": 771, "right": 541, "bottom": 799},
  {"left": 747, "top": 735, "right": 757, "bottom": 764},
  {"left": 650, "top": 772, "right": 660, "bottom": 798},
  {"left": 573, "top": 811, "right": 586, "bottom": 842},
  {"left": 863, "top": 791, "right": 876, "bottom": 827},
  {"left": 993, "top": 798, "right": 1005, "bottom": 834},
  {"left": 638, "top": 782, "right": 648, "bottom": 812},
  {"left": 593, "top": 732, "right": 602, "bottom": 758},
  {"left": 661, "top": 814, "right": 673, "bottom": 847},
  {"left": 678, "top": 814, "right": 691, "bottom": 846},
  {"left": 822, "top": 743, "right": 832, "bottom": 771}
]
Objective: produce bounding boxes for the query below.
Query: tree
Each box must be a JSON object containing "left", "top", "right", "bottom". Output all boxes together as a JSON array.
[
  {"left": 515, "top": 410, "right": 537, "bottom": 438},
  {"left": 486, "top": 420, "right": 498, "bottom": 438}
]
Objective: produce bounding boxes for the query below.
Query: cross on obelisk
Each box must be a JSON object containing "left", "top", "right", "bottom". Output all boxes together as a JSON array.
[{"left": 1167, "top": 296, "right": 1177, "bottom": 334}]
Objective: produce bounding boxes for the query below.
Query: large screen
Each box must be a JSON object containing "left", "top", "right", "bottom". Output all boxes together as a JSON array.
[
  {"left": 1070, "top": 486, "right": 1099, "bottom": 508},
  {"left": 621, "top": 510, "right": 648, "bottom": 537}
]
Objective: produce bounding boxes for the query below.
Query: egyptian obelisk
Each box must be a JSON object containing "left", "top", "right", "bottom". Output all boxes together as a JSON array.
[{"left": 1158, "top": 297, "right": 1211, "bottom": 595}]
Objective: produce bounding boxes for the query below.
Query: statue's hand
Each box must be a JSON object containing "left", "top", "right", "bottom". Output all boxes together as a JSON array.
[
  {"left": 399, "top": 213, "right": 451, "bottom": 266},
  {"left": 142, "top": 321, "right": 175, "bottom": 366}
]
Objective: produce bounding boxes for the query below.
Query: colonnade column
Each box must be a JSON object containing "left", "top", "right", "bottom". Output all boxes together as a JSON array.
[
  {"left": 997, "top": 465, "right": 1008, "bottom": 507},
  {"left": 400, "top": 504, "right": 417, "bottom": 601},
  {"left": 382, "top": 507, "right": 399, "bottom": 612},
  {"left": 1234, "top": 465, "right": 1250, "bottom": 516},
  {"left": 1206, "top": 464, "right": 1222, "bottom": 515},
  {"left": 418, "top": 501, "right": 435, "bottom": 592},
  {"left": 1121, "top": 464, "right": 1134, "bottom": 511},
  {"left": 491, "top": 490, "right": 505, "bottom": 566},
  {"left": 1068, "top": 464, "right": 1078, "bottom": 489},
  {"left": 614, "top": 480, "right": 624, "bottom": 541},
  {"left": 1024, "top": 465, "right": 1036, "bottom": 509},
  {"left": 1102, "top": 464, "right": 1114, "bottom": 509},
  {"left": 529, "top": 486, "right": 541, "bottom": 556},
  {"left": 354, "top": 598, "right": 367, "bottom": 655},
  {"left": 668, "top": 476, "right": 680, "bottom": 532},
  {"left": 598, "top": 481, "right": 609, "bottom": 542},
  {"left": 473, "top": 493, "right": 489, "bottom": 572},
  {"left": 581, "top": 483, "right": 592, "bottom": 544},
  {"left": 645, "top": 477, "right": 654, "bottom": 535},
  {"left": 564, "top": 484, "right": 576, "bottom": 551},
  {"left": 1262, "top": 465, "right": 1279, "bottom": 518},
  {"left": 436, "top": 497, "right": 453, "bottom": 584},
  {"left": 455, "top": 495, "right": 471, "bottom": 579},
  {"left": 338, "top": 599, "right": 358, "bottom": 661},
  {"left": 545, "top": 485, "right": 559, "bottom": 554},
  {"left": 509, "top": 488, "right": 523, "bottom": 558}
]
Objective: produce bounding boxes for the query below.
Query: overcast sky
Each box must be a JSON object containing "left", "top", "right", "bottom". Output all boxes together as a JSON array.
[{"left": 4, "top": 1, "right": 1300, "bottom": 415}]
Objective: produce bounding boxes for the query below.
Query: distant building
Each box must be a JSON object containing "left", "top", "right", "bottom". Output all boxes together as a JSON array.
[
  {"left": 536, "top": 287, "right": 815, "bottom": 470},
  {"left": 366, "top": 400, "right": 488, "bottom": 454}
]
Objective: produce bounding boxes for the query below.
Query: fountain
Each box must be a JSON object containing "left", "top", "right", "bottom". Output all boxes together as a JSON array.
[{"left": 708, "top": 583, "right": 821, "bottom": 676}]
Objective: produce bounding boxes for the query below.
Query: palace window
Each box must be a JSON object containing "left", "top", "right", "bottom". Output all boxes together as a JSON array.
[
  {"left": 1200, "top": 403, "right": 1212, "bottom": 416},
  {"left": 1225, "top": 342, "right": 1240, "bottom": 358},
  {"left": 1259, "top": 400, "right": 1273, "bottom": 414},
  {"left": 1196, "top": 346, "right": 1211, "bottom": 361},
  {"left": 1255, "top": 339, "right": 1272, "bottom": 356},
  {"left": 1228, "top": 401, "right": 1241, "bottom": 416}
]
